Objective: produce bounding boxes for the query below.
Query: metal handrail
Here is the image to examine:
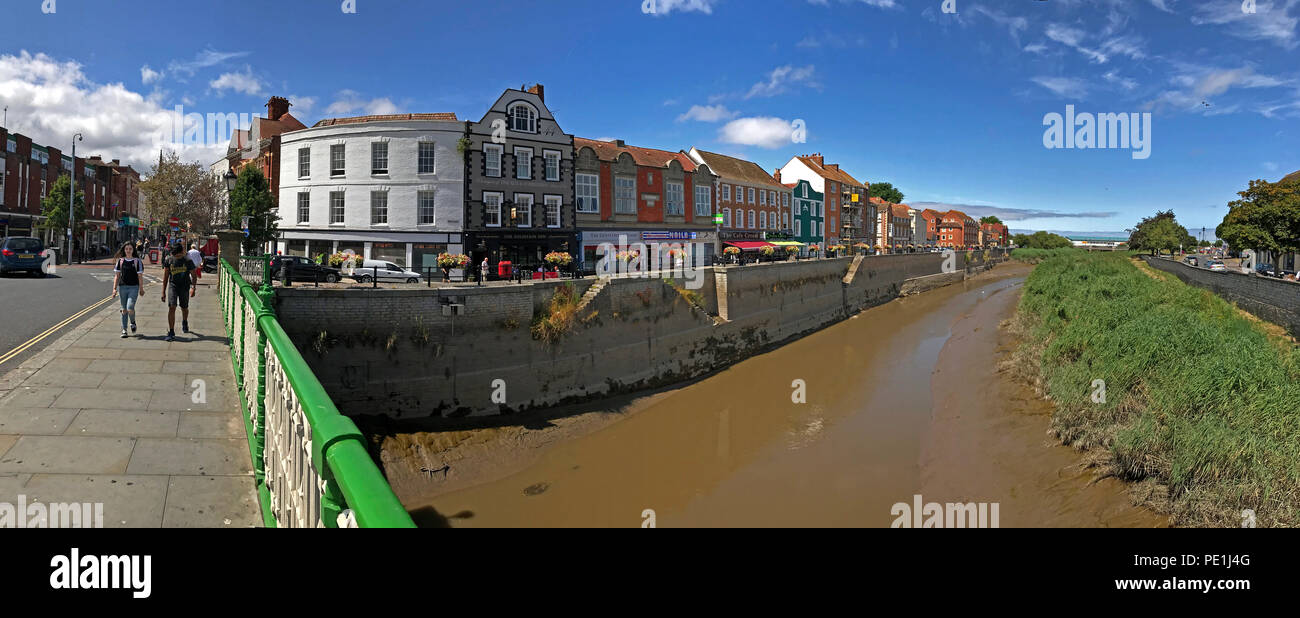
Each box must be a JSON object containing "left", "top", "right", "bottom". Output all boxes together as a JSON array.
[{"left": 219, "top": 258, "right": 414, "bottom": 528}]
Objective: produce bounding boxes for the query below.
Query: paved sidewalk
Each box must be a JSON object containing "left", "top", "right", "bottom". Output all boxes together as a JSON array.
[{"left": 0, "top": 277, "right": 261, "bottom": 527}]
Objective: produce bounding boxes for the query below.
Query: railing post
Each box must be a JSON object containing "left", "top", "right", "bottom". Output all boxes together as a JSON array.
[{"left": 253, "top": 274, "right": 275, "bottom": 489}]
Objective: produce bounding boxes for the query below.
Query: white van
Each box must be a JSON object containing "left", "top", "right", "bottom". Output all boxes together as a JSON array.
[{"left": 349, "top": 259, "right": 424, "bottom": 283}]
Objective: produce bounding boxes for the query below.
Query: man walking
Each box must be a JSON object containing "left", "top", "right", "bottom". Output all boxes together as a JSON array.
[
  {"left": 187, "top": 242, "right": 204, "bottom": 287},
  {"left": 160, "top": 243, "right": 197, "bottom": 342}
]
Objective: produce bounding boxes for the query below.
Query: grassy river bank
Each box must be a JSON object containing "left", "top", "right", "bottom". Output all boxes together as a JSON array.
[{"left": 1004, "top": 250, "right": 1300, "bottom": 527}]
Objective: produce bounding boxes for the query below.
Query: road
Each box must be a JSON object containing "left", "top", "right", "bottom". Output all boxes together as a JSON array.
[{"left": 0, "top": 260, "right": 163, "bottom": 370}]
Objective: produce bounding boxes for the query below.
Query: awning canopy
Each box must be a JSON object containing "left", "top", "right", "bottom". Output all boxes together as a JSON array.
[
  {"left": 767, "top": 241, "right": 805, "bottom": 247},
  {"left": 724, "top": 241, "right": 774, "bottom": 250}
]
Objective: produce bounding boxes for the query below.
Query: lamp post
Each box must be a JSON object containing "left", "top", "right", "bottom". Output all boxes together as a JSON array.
[{"left": 68, "top": 133, "right": 82, "bottom": 265}]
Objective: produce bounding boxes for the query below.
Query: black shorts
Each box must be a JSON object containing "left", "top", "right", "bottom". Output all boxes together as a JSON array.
[{"left": 167, "top": 284, "right": 190, "bottom": 308}]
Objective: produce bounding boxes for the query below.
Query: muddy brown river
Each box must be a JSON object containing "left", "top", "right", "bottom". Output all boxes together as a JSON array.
[{"left": 407, "top": 264, "right": 1168, "bottom": 527}]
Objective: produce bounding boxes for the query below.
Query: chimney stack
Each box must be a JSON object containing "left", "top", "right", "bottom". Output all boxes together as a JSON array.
[
  {"left": 773, "top": 168, "right": 782, "bottom": 183},
  {"left": 266, "top": 96, "right": 291, "bottom": 121},
  {"left": 615, "top": 139, "right": 625, "bottom": 147},
  {"left": 527, "top": 84, "right": 545, "bottom": 102},
  {"left": 827, "top": 163, "right": 839, "bottom": 171}
]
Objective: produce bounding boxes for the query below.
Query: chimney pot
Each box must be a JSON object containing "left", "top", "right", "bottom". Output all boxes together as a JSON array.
[{"left": 266, "top": 96, "right": 291, "bottom": 121}]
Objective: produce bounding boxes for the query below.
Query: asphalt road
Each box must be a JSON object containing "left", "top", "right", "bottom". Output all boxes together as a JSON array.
[{"left": 0, "top": 261, "right": 163, "bottom": 371}]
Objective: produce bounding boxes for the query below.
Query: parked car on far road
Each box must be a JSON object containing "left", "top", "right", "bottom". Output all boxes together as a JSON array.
[
  {"left": 269, "top": 255, "right": 342, "bottom": 283},
  {"left": 350, "top": 259, "right": 423, "bottom": 284}
]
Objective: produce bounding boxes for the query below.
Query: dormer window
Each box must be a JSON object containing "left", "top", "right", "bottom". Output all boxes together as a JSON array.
[{"left": 509, "top": 103, "right": 537, "bottom": 133}]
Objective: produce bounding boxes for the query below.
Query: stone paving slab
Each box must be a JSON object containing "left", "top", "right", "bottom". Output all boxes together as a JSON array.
[{"left": 0, "top": 279, "right": 261, "bottom": 527}]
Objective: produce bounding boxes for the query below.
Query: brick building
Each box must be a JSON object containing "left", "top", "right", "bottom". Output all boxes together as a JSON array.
[
  {"left": 685, "top": 148, "right": 786, "bottom": 246},
  {"left": 216, "top": 96, "right": 307, "bottom": 210},
  {"left": 575, "top": 139, "right": 718, "bottom": 267},
  {"left": 938, "top": 209, "right": 979, "bottom": 249},
  {"left": 2, "top": 127, "right": 139, "bottom": 252}
]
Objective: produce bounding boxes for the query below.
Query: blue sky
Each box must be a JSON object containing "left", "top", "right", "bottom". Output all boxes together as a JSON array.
[{"left": 2, "top": 0, "right": 1297, "bottom": 237}]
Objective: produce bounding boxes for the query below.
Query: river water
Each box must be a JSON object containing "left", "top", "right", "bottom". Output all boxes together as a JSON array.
[{"left": 413, "top": 264, "right": 1168, "bottom": 527}]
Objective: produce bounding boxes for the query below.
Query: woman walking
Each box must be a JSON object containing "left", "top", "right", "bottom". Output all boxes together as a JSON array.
[{"left": 112, "top": 242, "right": 146, "bottom": 338}]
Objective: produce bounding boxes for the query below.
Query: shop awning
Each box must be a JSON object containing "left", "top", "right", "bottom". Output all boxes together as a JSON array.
[
  {"left": 767, "top": 241, "right": 805, "bottom": 247},
  {"left": 724, "top": 241, "right": 774, "bottom": 251}
]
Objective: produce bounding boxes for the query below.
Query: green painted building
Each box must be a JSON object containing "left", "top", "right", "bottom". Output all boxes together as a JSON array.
[{"left": 791, "top": 179, "right": 823, "bottom": 254}]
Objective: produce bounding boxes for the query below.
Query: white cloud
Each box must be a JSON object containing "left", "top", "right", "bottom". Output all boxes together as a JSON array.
[
  {"left": 140, "top": 65, "right": 163, "bottom": 85},
  {"left": 1146, "top": 64, "right": 1289, "bottom": 114},
  {"left": 1191, "top": 0, "right": 1299, "bottom": 48},
  {"left": 1102, "top": 70, "right": 1138, "bottom": 91},
  {"left": 166, "top": 49, "right": 249, "bottom": 77},
  {"left": 208, "top": 67, "right": 264, "bottom": 96},
  {"left": 745, "top": 64, "right": 818, "bottom": 99},
  {"left": 1031, "top": 76, "right": 1090, "bottom": 98},
  {"left": 1043, "top": 23, "right": 1145, "bottom": 63},
  {"left": 677, "top": 104, "right": 737, "bottom": 122},
  {"left": 0, "top": 51, "right": 225, "bottom": 170},
  {"left": 324, "top": 90, "right": 399, "bottom": 116},
  {"left": 646, "top": 0, "right": 717, "bottom": 16},
  {"left": 718, "top": 117, "right": 796, "bottom": 149},
  {"left": 1149, "top": 0, "right": 1176, "bottom": 13}
]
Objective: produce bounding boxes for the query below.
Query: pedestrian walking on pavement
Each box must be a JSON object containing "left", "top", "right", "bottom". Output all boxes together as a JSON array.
[
  {"left": 187, "top": 243, "right": 204, "bottom": 285},
  {"left": 161, "top": 243, "right": 197, "bottom": 342},
  {"left": 112, "top": 242, "right": 146, "bottom": 338}
]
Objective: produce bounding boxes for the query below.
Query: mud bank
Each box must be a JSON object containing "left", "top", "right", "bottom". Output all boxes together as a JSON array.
[{"left": 385, "top": 263, "right": 1165, "bottom": 527}]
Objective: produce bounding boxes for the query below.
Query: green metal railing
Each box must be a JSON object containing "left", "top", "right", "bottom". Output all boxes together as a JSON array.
[{"left": 219, "top": 256, "right": 414, "bottom": 528}]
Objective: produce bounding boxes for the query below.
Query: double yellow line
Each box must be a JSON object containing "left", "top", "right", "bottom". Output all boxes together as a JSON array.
[{"left": 0, "top": 295, "right": 115, "bottom": 367}]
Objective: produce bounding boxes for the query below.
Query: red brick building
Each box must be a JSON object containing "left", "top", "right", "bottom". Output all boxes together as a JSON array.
[
  {"left": 573, "top": 138, "right": 718, "bottom": 266},
  {"left": 938, "top": 210, "right": 979, "bottom": 249},
  {"left": 217, "top": 96, "right": 307, "bottom": 208},
  {"left": 980, "top": 222, "right": 1009, "bottom": 247},
  {"left": 2, "top": 127, "right": 139, "bottom": 250}
]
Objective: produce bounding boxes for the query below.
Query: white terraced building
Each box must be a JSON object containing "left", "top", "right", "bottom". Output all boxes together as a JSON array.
[{"left": 276, "top": 114, "right": 465, "bottom": 271}]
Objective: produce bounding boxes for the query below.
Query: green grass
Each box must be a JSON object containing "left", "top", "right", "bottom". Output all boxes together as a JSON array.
[
  {"left": 1010, "top": 248, "right": 1081, "bottom": 264},
  {"left": 1007, "top": 251, "right": 1300, "bottom": 526}
]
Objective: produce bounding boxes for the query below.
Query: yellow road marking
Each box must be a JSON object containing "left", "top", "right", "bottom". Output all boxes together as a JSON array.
[{"left": 0, "top": 295, "right": 115, "bottom": 367}]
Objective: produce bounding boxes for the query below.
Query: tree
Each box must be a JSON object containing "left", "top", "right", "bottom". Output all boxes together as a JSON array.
[
  {"left": 1129, "top": 210, "right": 1191, "bottom": 255},
  {"left": 1017, "top": 230, "right": 1073, "bottom": 249},
  {"left": 868, "top": 182, "right": 904, "bottom": 204},
  {"left": 140, "top": 151, "right": 224, "bottom": 237},
  {"left": 227, "top": 165, "right": 279, "bottom": 254},
  {"left": 1214, "top": 239, "right": 1223, "bottom": 248},
  {"left": 39, "top": 174, "right": 88, "bottom": 262},
  {"left": 980, "top": 216, "right": 1003, "bottom": 225},
  {"left": 1216, "top": 178, "right": 1300, "bottom": 264}
]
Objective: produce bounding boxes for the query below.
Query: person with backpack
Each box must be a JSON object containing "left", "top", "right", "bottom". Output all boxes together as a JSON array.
[
  {"left": 160, "top": 243, "right": 197, "bottom": 342},
  {"left": 111, "top": 242, "right": 146, "bottom": 338}
]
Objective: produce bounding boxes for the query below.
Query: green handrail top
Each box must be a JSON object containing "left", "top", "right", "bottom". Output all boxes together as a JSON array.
[{"left": 220, "top": 258, "right": 415, "bottom": 528}]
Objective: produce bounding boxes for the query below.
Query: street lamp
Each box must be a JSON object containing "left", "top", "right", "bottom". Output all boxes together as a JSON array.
[
  {"left": 68, "top": 133, "right": 82, "bottom": 265},
  {"left": 224, "top": 169, "right": 237, "bottom": 191}
]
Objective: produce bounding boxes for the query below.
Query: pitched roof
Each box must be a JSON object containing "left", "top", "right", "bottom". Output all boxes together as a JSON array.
[
  {"left": 575, "top": 138, "right": 699, "bottom": 171},
  {"left": 691, "top": 149, "right": 785, "bottom": 188},
  {"left": 256, "top": 112, "right": 307, "bottom": 137},
  {"left": 796, "top": 155, "right": 866, "bottom": 189},
  {"left": 1281, "top": 169, "right": 1300, "bottom": 185},
  {"left": 312, "top": 113, "right": 458, "bottom": 127}
]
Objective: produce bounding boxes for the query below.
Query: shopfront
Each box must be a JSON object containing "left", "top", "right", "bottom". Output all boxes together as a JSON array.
[
  {"left": 466, "top": 230, "right": 576, "bottom": 275},
  {"left": 577, "top": 229, "right": 716, "bottom": 270},
  {"left": 277, "top": 231, "right": 463, "bottom": 269}
]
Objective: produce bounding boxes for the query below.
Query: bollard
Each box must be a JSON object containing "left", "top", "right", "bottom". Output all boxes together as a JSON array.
[{"left": 373, "top": 266, "right": 378, "bottom": 289}]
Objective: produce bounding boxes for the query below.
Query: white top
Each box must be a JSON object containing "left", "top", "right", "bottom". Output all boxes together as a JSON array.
[{"left": 186, "top": 249, "right": 202, "bottom": 267}]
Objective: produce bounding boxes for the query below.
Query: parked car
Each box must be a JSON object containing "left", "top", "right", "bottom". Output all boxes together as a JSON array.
[
  {"left": 350, "top": 259, "right": 423, "bottom": 284},
  {"left": 269, "top": 255, "right": 341, "bottom": 283},
  {"left": 1207, "top": 260, "right": 1226, "bottom": 272},
  {"left": 0, "top": 237, "right": 48, "bottom": 277}
]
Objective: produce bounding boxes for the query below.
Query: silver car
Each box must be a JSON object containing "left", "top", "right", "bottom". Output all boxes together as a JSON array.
[{"left": 352, "top": 259, "right": 424, "bottom": 284}]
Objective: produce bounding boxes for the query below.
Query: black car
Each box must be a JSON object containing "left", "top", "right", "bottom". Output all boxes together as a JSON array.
[
  {"left": 0, "top": 237, "right": 48, "bottom": 277},
  {"left": 269, "top": 255, "right": 341, "bottom": 283}
]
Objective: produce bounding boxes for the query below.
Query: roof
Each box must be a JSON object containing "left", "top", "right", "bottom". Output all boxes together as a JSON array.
[
  {"left": 796, "top": 155, "right": 866, "bottom": 189},
  {"left": 256, "top": 113, "right": 307, "bottom": 137},
  {"left": 691, "top": 149, "right": 785, "bottom": 188},
  {"left": 575, "top": 138, "right": 698, "bottom": 171},
  {"left": 1281, "top": 169, "right": 1300, "bottom": 185},
  {"left": 312, "top": 113, "right": 458, "bottom": 127}
]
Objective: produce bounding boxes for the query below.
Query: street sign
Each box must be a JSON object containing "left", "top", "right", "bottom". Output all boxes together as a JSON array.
[
  {"left": 168, "top": 216, "right": 179, "bottom": 225},
  {"left": 240, "top": 216, "right": 250, "bottom": 230},
  {"left": 713, "top": 213, "right": 724, "bottom": 225}
]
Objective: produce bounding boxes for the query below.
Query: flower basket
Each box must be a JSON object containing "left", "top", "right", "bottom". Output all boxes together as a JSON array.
[
  {"left": 723, "top": 247, "right": 741, "bottom": 256},
  {"left": 784, "top": 245, "right": 800, "bottom": 254},
  {"left": 545, "top": 251, "right": 573, "bottom": 267},
  {"left": 616, "top": 250, "right": 640, "bottom": 262},
  {"left": 761, "top": 246, "right": 775, "bottom": 257},
  {"left": 437, "top": 253, "right": 470, "bottom": 269}
]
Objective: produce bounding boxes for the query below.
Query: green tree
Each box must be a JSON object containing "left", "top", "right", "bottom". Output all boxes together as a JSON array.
[
  {"left": 1216, "top": 178, "right": 1300, "bottom": 264},
  {"left": 1129, "top": 210, "right": 1191, "bottom": 255},
  {"left": 868, "top": 182, "right": 904, "bottom": 204},
  {"left": 227, "top": 165, "right": 279, "bottom": 254},
  {"left": 140, "top": 151, "right": 224, "bottom": 238},
  {"left": 39, "top": 174, "right": 88, "bottom": 262},
  {"left": 980, "top": 216, "right": 1003, "bottom": 225},
  {"left": 1019, "top": 230, "right": 1073, "bottom": 249}
]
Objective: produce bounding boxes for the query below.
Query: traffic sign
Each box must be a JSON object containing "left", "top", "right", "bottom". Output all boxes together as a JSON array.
[
  {"left": 240, "top": 216, "right": 250, "bottom": 230},
  {"left": 168, "top": 216, "right": 179, "bottom": 225}
]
